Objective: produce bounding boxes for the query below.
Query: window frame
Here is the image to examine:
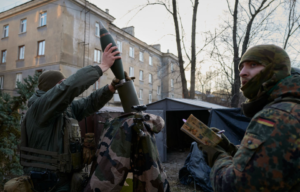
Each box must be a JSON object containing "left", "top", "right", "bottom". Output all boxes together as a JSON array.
[
  {"left": 37, "top": 40, "right": 45, "bottom": 56},
  {"left": 129, "top": 67, "right": 134, "bottom": 77},
  {"left": 149, "top": 93, "right": 152, "bottom": 103},
  {"left": 149, "top": 56, "right": 152, "bottom": 66},
  {"left": 95, "top": 22, "right": 100, "bottom": 37},
  {"left": 1, "top": 50, "right": 7, "bottom": 63},
  {"left": 139, "top": 70, "right": 143, "bottom": 81},
  {"left": 3, "top": 25, "right": 9, "bottom": 38},
  {"left": 129, "top": 47, "right": 134, "bottom": 58},
  {"left": 94, "top": 49, "right": 101, "bottom": 63},
  {"left": 39, "top": 12, "right": 47, "bottom": 27},
  {"left": 117, "top": 41, "right": 122, "bottom": 53},
  {"left": 15, "top": 73, "right": 22, "bottom": 88},
  {"left": 157, "top": 86, "right": 161, "bottom": 95},
  {"left": 149, "top": 73, "right": 152, "bottom": 84},
  {"left": 171, "top": 79, "right": 174, "bottom": 88},
  {"left": 19, "top": 45, "right": 25, "bottom": 60},
  {"left": 139, "top": 89, "right": 143, "bottom": 99},
  {"left": 139, "top": 52, "right": 144, "bottom": 62},
  {"left": 20, "top": 18, "right": 27, "bottom": 33}
]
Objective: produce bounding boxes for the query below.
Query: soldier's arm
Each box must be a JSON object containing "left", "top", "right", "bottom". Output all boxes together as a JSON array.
[
  {"left": 210, "top": 108, "right": 300, "bottom": 192},
  {"left": 71, "top": 85, "right": 114, "bottom": 121},
  {"left": 35, "top": 65, "right": 103, "bottom": 124}
]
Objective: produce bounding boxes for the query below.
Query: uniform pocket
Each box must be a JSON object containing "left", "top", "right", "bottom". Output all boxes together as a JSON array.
[{"left": 233, "top": 134, "right": 265, "bottom": 172}]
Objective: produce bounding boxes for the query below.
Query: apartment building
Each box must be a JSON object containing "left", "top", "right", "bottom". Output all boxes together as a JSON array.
[{"left": 0, "top": 0, "right": 181, "bottom": 106}]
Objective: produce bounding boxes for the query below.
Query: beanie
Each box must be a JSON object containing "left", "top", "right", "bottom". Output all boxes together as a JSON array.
[{"left": 38, "top": 70, "right": 65, "bottom": 92}]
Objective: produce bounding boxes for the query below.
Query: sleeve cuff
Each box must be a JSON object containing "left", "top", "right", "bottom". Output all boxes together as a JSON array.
[{"left": 93, "top": 65, "right": 103, "bottom": 77}]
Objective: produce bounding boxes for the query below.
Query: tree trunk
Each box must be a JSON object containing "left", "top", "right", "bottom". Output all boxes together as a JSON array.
[
  {"left": 231, "top": 0, "right": 240, "bottom": 107},
  {"left": 190, "top": 0, "right": 199, "bottom": 99},
  {"left": 172, "top": 0, "right": 189, "bottom": 98}
]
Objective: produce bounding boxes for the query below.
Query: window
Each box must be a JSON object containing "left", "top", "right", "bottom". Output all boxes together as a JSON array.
[
  {"left": 149, "top": 74, "right": 152, "bottom": 84},
  {"left": 39, "top": 12, "right": 47, "bottom": 26},
  {"left": 94, "top": 49, "right": 101, "bottom": 63},
  {"left": 0, "top": 76, "right": 3, "bottom": 89},
  {"left": 19, "top": 46, "right": 25, "bottom": 60},
  {"left": 139, "top": 52, "right": 143, "bottom": 62},
  {"left": 149, "top": 93, "right": 152, "bottom": 103},
  {"left": 171, "top": 62, "right": 174, "bottom": 72},
  {"left": 129, "top": 47, "right": 134, "bottom": 58},
  {"left": 129, "top": 67, "right": 134, "bottom": 77},
  {"left": 95, "top": 22, "right": 100, "bottom": 36},
  {"left": 15, "top": 73, "right": 22, "bottom": 88},
  {"left": 93, "top": 80, "right": 99, "bottom": 90},
  {"left": 139, "top": 89, "right": 143, "bottom": 99},
  {"left": 149, "top": 56, "right": 152, "bottom": 66},
  {"left": 117, "top": 41, "right": 122, "bottom": 53},
  {"left": 21, "top": 19, "right": 27, "bottom": 33},
  {"left": 171, "top": 94, "right": 174, "bottom": 98},
  {"left": 3, "top": 25, "right": 9, "bottom": 37},
  {"left": 139, "top": 70, "right": 143, "bottom": 81},
  {"left": 171, "top": 79, "right": 174, "bottom": 87},
  {"left": 1, "top": 50, "right": 7, "bottom": 63},
  {"left": 157, "top": 86, "right": 161, "bottom": 95},
  {"left": 38, "top": 41, "right": 45, "bottom": 55}
]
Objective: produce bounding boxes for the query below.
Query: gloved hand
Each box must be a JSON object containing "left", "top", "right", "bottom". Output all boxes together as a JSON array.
[
  {"left": 198, "top": 143, "right": 226, "bottom": 167},
  {"left": 111, "top": 71, "right": 135, "bottom": 89},
  {"left": 83, "top": 133, "right": 95, "bottom": 165},
  {"left": 211, "top": 127, "right": 238, "bottom": 156},
  {"left": 124, "top": 71, "right": 135, "bottom": 81}
]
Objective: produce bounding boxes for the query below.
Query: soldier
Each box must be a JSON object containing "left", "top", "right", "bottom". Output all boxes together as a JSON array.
[
  {"left": 19, "top": 43, "right": 120, "bottom": 192},
  {"left": 200, "top": 44, "right": 300, "bottom": 191}
]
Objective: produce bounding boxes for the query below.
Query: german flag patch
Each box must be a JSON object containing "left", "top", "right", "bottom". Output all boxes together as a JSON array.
[{"left": 257, "top": 118, "right": 275, "bottom": 127}]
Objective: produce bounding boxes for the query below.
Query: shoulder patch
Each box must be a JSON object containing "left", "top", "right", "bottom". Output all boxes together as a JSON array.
[
  {"left": 270, "top": 102, "right": 296, "bottom": 113},
  {"left": 256, "top": 118, "right": 275, "bottom": 127}
]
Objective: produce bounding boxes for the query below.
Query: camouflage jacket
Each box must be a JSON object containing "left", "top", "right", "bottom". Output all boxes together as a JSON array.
[
  {"left": 86, "top": 113, "right": 170, "bottom": 192},
  {"left": 24, "top": 66, "right": 113, "bottom": 191},
  {"left": 210, "top": 75, "right": 300, "bottom": 192}
]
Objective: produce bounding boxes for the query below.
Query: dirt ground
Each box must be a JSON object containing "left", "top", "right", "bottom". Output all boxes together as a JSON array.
[{"left": 162, "top": 149, "right": 204, "bottom": 192}]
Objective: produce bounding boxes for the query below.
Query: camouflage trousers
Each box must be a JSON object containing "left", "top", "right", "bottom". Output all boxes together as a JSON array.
[{"left": 85, "top": 113, "right": 170, "bottom": 192}]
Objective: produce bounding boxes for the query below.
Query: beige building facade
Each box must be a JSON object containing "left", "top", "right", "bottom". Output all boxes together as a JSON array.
[{"left": 0, "top": 0, "right": 181, "bottom": 106}]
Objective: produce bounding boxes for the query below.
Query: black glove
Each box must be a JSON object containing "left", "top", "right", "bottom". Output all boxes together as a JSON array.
[
  {"left": 111, "top": 71, "right": 135, "bottom": 89},
  {"left": 211, "top": 127, "right": 238, "bottom": 156}
]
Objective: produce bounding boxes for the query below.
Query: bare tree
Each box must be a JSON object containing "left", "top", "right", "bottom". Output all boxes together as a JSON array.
[
  {"left": 129, "top": 0, "right": 203, "bottom": 98},
  {"left": 189, "top": 0, "right": 199, "bottom": 99},
  {"left": 283, "top": 0, "right": 300, "bottom": 50},
  {"left": 231, "top": 0, "right": 278, "bottom": 107},
  {"left": 196, "top": 67, "right": 217, "bottom": 100},
  {"left": 207, "top": 0, "right": 279, "bottom": 107}
]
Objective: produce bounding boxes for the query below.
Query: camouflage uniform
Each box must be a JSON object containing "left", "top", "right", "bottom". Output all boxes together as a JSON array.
[
  {"left": 210, "top": 45, "right": 300, "bottom": 191},
  {"left": 86, "top": 113, "right": 170, "bottom": 192}
]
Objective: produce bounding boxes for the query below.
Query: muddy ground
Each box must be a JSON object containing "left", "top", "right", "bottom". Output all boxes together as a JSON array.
[{"left": 162, "top": 149, "right": 204, "bottom": 192}]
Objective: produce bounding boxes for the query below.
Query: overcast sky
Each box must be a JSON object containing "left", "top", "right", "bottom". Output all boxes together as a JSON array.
[
  {"left": 0, "top": 0, "right": 228, "bottom": 55},
  {"left": 1, "top": 0, "right": 299, "bottom": 88}
]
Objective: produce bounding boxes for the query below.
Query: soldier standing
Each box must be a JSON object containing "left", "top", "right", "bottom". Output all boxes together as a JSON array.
[
  {"left": 19, "top": 43, "right": 120, "bottom": 192},
  {"left": 200, "top": 44, "right": 300, "bottom": 191}
]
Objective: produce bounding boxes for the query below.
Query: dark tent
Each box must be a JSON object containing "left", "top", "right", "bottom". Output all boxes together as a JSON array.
[
  {"left": 146, "top": 98, "right": 251, "bottom": 162},
  {"left": 208, "top": 108, "right": 250, "bottom": 145}
]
